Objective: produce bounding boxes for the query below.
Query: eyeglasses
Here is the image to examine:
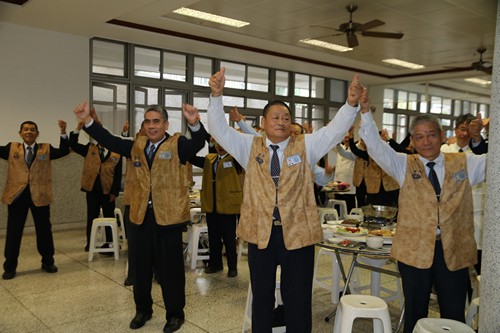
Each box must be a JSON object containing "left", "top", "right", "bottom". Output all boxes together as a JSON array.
[{"left": 456, "top": 126, "right": 469, "bottom": 133}]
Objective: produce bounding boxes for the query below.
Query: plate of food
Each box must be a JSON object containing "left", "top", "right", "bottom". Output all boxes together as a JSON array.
[
  {"left": 368, "top": 229, "right": 396, "bottom": 243},
  {"left": 335, "top": 227, "right": 367, "bottom": 237},
  {"left": 326, "top": 220, "right": 343, "bottom": 225},
  {"left": 339, "top": 218, "right": 361, "bottom": 227}
]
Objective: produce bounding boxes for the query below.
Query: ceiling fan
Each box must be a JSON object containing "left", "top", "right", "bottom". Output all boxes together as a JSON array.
[
  {"left": 446, "top": 47, "right": 493, "bottom": 74},
  {"left": 312, "top": 5, "right": 404, "bottom": 48}
]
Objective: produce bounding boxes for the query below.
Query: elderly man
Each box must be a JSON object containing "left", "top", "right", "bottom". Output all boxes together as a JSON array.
[
  {"left": 74, "top": 102, "right": 206, "bottom": 333},
  {"left": 357, "top": 92, "right": 486, "bottom": 333},
  {"left": 207, "top": 67, "right": 363, "bottom": 332}
]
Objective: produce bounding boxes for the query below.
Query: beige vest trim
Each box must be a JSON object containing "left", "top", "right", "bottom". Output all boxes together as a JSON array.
[
  {"left": 200, "top": 154, "right": 243, "bottom": 214},
  {"left": 392, "top": 154, "right": 476, "bottom": 270},
  {"left": 237, "top": 135, "right": 321, "bottom": 250},
  {"left": 1, "top": 143, "right": 52, "bottom": 206},
  {"left": 128, "top": 135, "right": 190, "bottom": 226}
]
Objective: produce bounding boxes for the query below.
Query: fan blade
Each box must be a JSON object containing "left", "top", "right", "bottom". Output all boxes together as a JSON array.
[
  {"left": 357, "top": 19, "right": 384, "bottom": 32},
  {"left": 347, "top": 33, "right": 358, "bottom": 48},
  {"left": 480, "top": 67, "right": 493, "bottom": 75},
  {"left": 361, "top": 31, "right": 404, "bottom": 39}
]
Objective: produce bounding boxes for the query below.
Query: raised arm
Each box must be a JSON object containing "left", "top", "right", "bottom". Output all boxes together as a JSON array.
[
  {"left": 177, "top": 103, "right": 208, "bottom": 164},
  {"left": 50, "top": 120, "right": 70, "bottom": 160}
]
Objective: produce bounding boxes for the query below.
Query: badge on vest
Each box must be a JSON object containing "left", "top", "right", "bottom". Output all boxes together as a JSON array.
[
  {"left": 411, "top": 171, "right": 422, "bottom": 180},
  {"left": 453, "top": 169, "right": 467, "bottom": 183},
  {"left": 223, "top": 161, "right": 233, "bottom": 168},
  {"left": 134, "top": 160, "right": 142, "bottom": 167},
  {"left": 159, "top": 151, "right": 172, "bottom": 160},
  {"left": 286, "top": 154, "right": 301, "bottom": 166},
  {"left": 13, "top": 154, "right": 20, "bottom": 159},
  {"left": 112, "top": 156, "right": 119, "bottom": 162},
  {"left": 256, "top": 153, "right": 264, "bottom": 164},
  {"left": 38, "top": 154, "right": 47, "bottom": 160}
]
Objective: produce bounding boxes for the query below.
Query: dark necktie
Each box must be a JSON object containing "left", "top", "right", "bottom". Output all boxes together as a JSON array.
[
  {"left": 99, "top": 147, "right": 105, "bottom": 161},
  {"left": 214, "top": 156, "right": 221, "bottom": 174},
  {"left": 427, "top": 162, "right": 441, "bottom": 200},
  {"left": 26, "top": 146, "right": 33, "bottom": 166},
  {"left": 458, "top": 148, "right": 463, "bottom": 153},
  {"left": 147, "top": 144, "right": 156, "bottom": 163},
  {"left": 270, "top": 145, "right": 281, "bottom": 222}
]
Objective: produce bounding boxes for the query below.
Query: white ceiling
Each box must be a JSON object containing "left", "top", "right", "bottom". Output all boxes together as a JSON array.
[{"left": 0, "top": 0, "right": 496, "bottom": 99}]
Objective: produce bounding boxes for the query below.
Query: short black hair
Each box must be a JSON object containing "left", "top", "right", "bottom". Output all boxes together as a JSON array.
[
  {"left": 263, "top": 100, "right": 291, "bottom": 117},
  {"left": 455, "top": 113, "right": 475, "bottom": 128},
  {"left": 20, "top": 121, "right": 38, "bottom": 132},
  {"left": 291, "top": 122, "right": 305, "bottom": 134}
]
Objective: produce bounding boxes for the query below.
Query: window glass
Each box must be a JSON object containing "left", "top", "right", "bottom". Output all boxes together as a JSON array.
[
  {"left": 134, "top": 86, "right": 159, "bottom": 134},
  {"left": 92, "top": 40, "right": 126, "bottom": 76},
  {"left": 222, "top": 95, "right": 244, "bottom": 107},
  {"left": 294, "top": 103, "right": 308, "bottom": 119},
  {"left": 419, "top": 99, "right": 428, "bottom": 113},
  {"left": 163, "top": 52, "right": 186, "bottom": 82},
  {"left": 275, "top": 71, "right": 289, "bottom": 96},
  {"left": 134, "top": 47, "right": 161, "bottom": 79},
  {"left": 194, "top": 57, "right": 212, "bottom": 87},
  {"left": 247, "top": 66, "right": 269, "bottom": 92},
  {"left": 383, "top": 89, "right": 394, "bottom": 108},
  {"left": 463, "top": 101, "right": 470, "bottom": 113},
  {"left": 92, "top": 82, "right": 128, "bottom": 134},
  {"left": 247, "top": 98, "right": 268, "bottom": 110},
  {"left": 330, "top": 79, "right": 346, "bottom": 103},
  {"left": 221, "top": 61, "right": 245, "bottom": 89},
  {"left": 164, "top": 90, "right": 187, "bottom": 134},
  {"left": 430, "top": 96, "right": 442, "bottom": 114},
  {"left": 453, "top": 100, "right": 462, "bottom": 116},
  {"left": 397, "top": 91, "right": 408, "bottom": 109},
  {"left": 311, "top": 76, "right": 325, "bottom": 98},
  {"left": 408, "top": 93, "right": 418, "bottom": 111},
  {"left": 442, "top": 99, "right": 452, "bottom": 115},
  {"left": 193, "top": 92, "right": 210, "bottom": 111},
  {"left": 294, "top": 73, "right": 310, "bottom": 97}
]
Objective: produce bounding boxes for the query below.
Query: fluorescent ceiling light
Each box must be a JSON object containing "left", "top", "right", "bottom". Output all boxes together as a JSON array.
[
  {"left": 382, "top": 58, "right": 425, "bottom": 69},
  {"left": 464, "top": 78, "right": 491, "bottom": 85},
  {"left": 300, "top": 39, "right": 353, "bottom": 52},
  {"left": 173, "top": 7, "right": 249, "bottom": 28}
]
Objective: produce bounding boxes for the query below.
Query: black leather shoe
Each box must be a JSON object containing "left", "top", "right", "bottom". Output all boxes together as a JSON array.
[
  {"left": 163, "top": 317, "right": 184, "bottom": 333},
  {"left": 41, "top": 264, "right": 58, "bottom": 273},
  {"left": 227, "top": 269, "right": 238, "bottom": 278},
  {"left": 2, "top": 270, "right": 16, "bottom": 280},
  {"left": 129, "top": 312, "right": 152, "bottom": 329},
  {"left": 124, "top": 276, "right": 134, "bottom": 286},
  {"left": 204, "top": 266, "right": 223, "bottom": 274},
  {"left": 84, "top": 245, "right": 89, "bottom": 252}
]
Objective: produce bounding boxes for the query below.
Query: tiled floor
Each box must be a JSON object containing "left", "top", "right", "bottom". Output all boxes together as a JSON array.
[{"left": 0, "top": 227, "right": 436, "bottom": 333}]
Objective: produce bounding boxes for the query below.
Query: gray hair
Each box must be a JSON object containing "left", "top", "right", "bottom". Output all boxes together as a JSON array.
[
  {"left": 409, "top": 114, "right": 442, "bottom": 135},
  {"left": 145, "top": 105, "right": 168, "bottom": 122}
]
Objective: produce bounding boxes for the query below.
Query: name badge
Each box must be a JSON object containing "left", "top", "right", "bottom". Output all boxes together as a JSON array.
[
  {"left": 256, "top": 153, "right": 264, "bottom": 164},
  {"left": 223, "top": 161, "right": 233, "bottom": 168},
  {"left": 112, "top": 156, "right": 119, "bottom": 162},
  {"left": 453, "top": 169, "right": 467, "bottom": 183},
  {"left": 159, "top": 151, "right": 172, "bottom": 160},
  {"left": 286, "top": 154, "right": 301, "bottom": 166},
  {"left": 134, "top": 161, "right": 142, "bottom": 167},
  {"left": 38, "top": 154, "right": 47, "bottom": 160},
  {"left": 412, "top": 171, "right": 422, "bottom": 180}
]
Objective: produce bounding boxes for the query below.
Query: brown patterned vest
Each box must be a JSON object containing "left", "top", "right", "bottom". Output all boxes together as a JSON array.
[
  {"left": 122, "top": 158, "right": 134, "bottom": 206},
  {"left": 1, "top": 142, "right": 52, "bottom": 206},
  {"left": 237, "top": 135, "right": 321, "bottom": 250},
  {"left": 200, "top": 154, "right": 243, "bottom": 215},
  {"left": 81, "top": 145, "right": 121, "bottom": 194},
  {"left": 392, "top": 153, "right": 476, "bottom": 270},
  {"left": 364, "top": 157, "right": 400, "bottom": 193},
  {"left": 128, "top": 134, "right": 190, "bottom": 226}
]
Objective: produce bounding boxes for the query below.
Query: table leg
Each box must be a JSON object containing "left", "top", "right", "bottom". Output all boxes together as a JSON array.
[{"left": 325, "top": 253, "right": 358, "bottom": 322}]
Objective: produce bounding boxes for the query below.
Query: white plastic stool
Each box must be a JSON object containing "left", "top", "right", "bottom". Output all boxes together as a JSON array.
[
  {"left": 465, "top": 297, "right": 480, "bottom": 330},
  {"left": 350, "top": 208, "right": 364, "bottom": 216},
  {"left": 114, "top": 208, "right": 126, "bottom": 242},
  {"left": 413, "top": 318, "right": 475, "bottom": 333},
  {"left": 319, "top": 208, "right": 339, "bottom": 223},
  {"left": 242, "top": 281, "right": 286, "bottom": 333},
  {"left": 355, "top": 257, "right": 404, "bottom": 310},
  {"left": 186, "top": 223, "right": 209, "bottom": 269},
  {"left": 326, "top": 199, "right": 348, "bottom": 219},
  {"left": 88, "top": 217, "right": 120, "bottom": 261},
  {"left": 333, "top": 294, "right": 392, "bottom": 333},
  {"left": 313, "top": 248, "right": 359, "bottom": 304}
]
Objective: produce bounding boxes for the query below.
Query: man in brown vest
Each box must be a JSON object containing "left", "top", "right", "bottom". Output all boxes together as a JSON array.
[
  {"left": 1, "top": 120, "right": 69, "bottom": 280},
  {"left": 73, "top": 102, "right": 206, "bottom": 333},
  {"left": 208, "top": 67, "right": 364, "bottom": 333},
  {"left": 190, "top": 138, "right": 244, "bottom": 277},
  {"left": 70, "top": 120, "right": 122, "bottom": 252},
  {"left": 357, "top": 92, "right": 487, "bottom": 333}
]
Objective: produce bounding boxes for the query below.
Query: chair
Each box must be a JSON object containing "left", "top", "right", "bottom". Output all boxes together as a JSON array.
[
  {"left": 326, "top": 199, "right": 348, "bottom": 219},
  {"left": 465, "top": 275, "right": 480, "bottom": 329},
  {"left": 354, "top": 257, "right": 404, "bottom": 310},
  {"left": 186, "top": 208, "right": 209, "bottom": 269},
  {"left": 88, "top": 217, "right": 120, "bottom": 261},
  {"left": 350, "top": 208, "right": 364, "bottom": 216},
  {"left": 318, "top": 207, "right": 339, "bottom": 223},
  {"left": 114, "top": 207, "right": 126, "bottom": 242},
  {"left": 333, "top": 294, "right": 392, "bottom": 333},
  {"left": 242, "top": 281, "right": 286, "bottom": 333},
  {"left": 412, "top": 318, "right": 475, "bottom": 333}
]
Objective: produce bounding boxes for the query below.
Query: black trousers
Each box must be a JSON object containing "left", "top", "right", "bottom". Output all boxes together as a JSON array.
[
  {"left": 85, "top": 190, "right": 114, "bottom": 246},
  {"left": 124, "top": 205, "right": 135, "bottom": 281},
  {"left": 334, "top": 193, "right": 356, "bottom": 214},
  {"left": 248, "top": 226, "right": 314, "bottom": 333},
  {"left": 3, "top": 187, "right": 55, "bottom": 272},
  {"left": 206, "top": 212, "right": 238, "bottom": 270},
  {"left": 398, "top": 240, "right": 468, "bottom": 333},
  {"left": 132, "top": 208, "right": 185, "bottom": 320}
]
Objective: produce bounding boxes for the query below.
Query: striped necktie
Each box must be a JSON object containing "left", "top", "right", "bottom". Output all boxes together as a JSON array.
[
  {"left": 427, "top": 162, "right": 441, "bottom": 200},
  {"left": 270, "top": 145, "right": 281, "bottom": 222}
]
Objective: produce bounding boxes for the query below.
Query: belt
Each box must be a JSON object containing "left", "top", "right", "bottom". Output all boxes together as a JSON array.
[{"left": 273, "top": 220, "right": 282, "bottom": 226}]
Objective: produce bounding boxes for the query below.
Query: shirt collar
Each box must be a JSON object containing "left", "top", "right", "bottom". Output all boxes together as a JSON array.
[
  {"left": 419, "top": 152, "right": 444, "bottom": 168},
  {"left": 23, "top": 143, "right": 35, "bottom": 150},
  {"left": 265, "top": 137, "right": 290, "bottom": 151}
]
